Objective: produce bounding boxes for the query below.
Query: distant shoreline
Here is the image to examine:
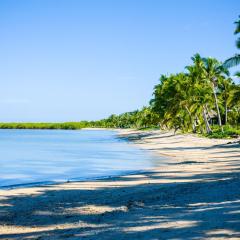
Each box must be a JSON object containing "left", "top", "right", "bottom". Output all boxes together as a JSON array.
[
  {"left": 0, "top": 122, "right": 86, "bottom": 130},
  {"left": 0, "top": 122, "right": 119, "bottom": 130}
]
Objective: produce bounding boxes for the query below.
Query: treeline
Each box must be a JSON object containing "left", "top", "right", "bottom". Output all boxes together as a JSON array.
[
  {"left": 150, "top": 54, "right": 240, "bottom": 135},
  {"left": 0, "top": 122, "right": 90, "bottom": 130},
  {"left": 0, "top": 108, "right": 160, "bottom": 130},
  {"left": 90, "top": 107, "right": 161, "bottom": 129},
  {"left": 96, "top": 53, "right": 240, "bottom": 137}
]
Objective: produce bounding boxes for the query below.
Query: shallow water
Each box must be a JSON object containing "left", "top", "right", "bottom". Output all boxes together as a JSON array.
[{"left": 0, "top": 129, "right": 164, "bottom": 188}]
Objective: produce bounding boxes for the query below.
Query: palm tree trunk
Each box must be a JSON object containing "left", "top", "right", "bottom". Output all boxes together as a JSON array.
[
  {"left": 203, "top": 106, "right": 212, "bottom": 134},
  {"left": 185, "top": 106, "right": 196, "bottom": 133},
  {"left": 212, "top": 83, "right": 223, "bottom": 132},
  {"left": 205, "top": 105, "right": 213, "bottom": 125},
  {"left": 225, "top": 102, "right": 228, "bottom": 125},
  {"left": 195, "top": 116, "right": 204, "bottom": 134}
]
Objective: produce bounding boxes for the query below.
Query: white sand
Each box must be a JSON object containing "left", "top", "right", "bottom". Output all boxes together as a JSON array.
[{"left": 0, "top": 129, "right": 239, "bottom": 239}]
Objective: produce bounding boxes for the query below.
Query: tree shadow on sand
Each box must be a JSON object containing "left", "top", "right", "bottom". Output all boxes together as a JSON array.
[{"left": 0, "top": 167, "right": 240, "bottom": 240}]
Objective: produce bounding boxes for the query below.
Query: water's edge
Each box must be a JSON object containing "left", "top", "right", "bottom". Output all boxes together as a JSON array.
[
  {"left": 1, "top": 169, "right": 151, "bottom": 190},
  {"left": 0, "top": 129, "right": 167, "bottom": 190}
]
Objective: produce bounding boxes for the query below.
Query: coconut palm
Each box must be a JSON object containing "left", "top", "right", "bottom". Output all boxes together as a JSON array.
[
  {"left": 219, "top": 77, "right": 237, "bottom": 124},
  {"left": 224, "top": 16, "right": 240, "bottom": 69},
  {"left": 186, "top": 62, "right": 213, "bottom": 133},
  {"left": 201, "top": 57, "right": 230, "bottom": 132}
]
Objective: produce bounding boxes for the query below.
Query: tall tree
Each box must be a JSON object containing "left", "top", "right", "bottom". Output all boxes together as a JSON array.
[
  {"left": 219, "top": 77, "right": 236, "bottom": 124},
  {"left": 224, "top": 16, "right": 240, "bottom": 69},
  {"left": 202, "top": 57, "right": 229, "bottom": 132}
]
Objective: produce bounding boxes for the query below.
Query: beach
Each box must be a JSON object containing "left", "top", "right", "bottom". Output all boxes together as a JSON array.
[{"left": 0, "top": 129, "right": 240, "bottom": 239}]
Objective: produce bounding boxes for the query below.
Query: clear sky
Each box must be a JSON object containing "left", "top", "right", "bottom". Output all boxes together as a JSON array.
[{"left": 0, "top": 0, "right": 239, "bottom": 122}]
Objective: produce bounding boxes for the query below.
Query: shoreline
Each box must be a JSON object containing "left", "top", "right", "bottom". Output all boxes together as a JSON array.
[
  {"left": 0, "top": 169, "right": 152, "bottom": 191},
  {"left": 0, "top": 129, "right": 239, "bottom": 239},
  {"left": 0, "top": 128, "right": 165, "bottom": 190}
]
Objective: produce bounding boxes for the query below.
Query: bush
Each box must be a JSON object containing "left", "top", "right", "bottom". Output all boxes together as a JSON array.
[{"left": 205, "top": 125, "right": 240, "bottom": 139}]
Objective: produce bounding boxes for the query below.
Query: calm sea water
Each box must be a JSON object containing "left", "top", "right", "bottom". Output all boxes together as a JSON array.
[{"left": 0, "top": 129, "right": 164, "bottom": 188}]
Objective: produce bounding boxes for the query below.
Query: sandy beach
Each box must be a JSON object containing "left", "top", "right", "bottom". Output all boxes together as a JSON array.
[{"left": 0, "top": 129, "right": 240, "bottom": 239}]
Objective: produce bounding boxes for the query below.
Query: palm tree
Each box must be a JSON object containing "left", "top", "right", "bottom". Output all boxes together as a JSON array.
[
  {"left": 202, "top": 57, "right": 230, "bottom": 132},
  {"left": 186, "top": 54, "right": 215, "bottom": 133},
  {"left": 224, "top": 16, "right": 240, "bottom": 68},
  {"left": 150, "top": 53, "right": 240, "bottom": 134},
  {"left": 219, "top": 77, "right": 236, "bottom": 124}
]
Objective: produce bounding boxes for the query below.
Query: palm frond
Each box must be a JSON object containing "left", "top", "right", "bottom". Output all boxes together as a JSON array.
[
  {"left": 236, "top": 38, "right": 240, "bottom": 49},
  {"left": 234, "top": 16, "right": 240, "bottom": 34},
  {"left": 235, "top": 71, "right": 240, "bottom": 78},
  {"left": 223, "top": 54, "right": 240, "bottom": 68}
]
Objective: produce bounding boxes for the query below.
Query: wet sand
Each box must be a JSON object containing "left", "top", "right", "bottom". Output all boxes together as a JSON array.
[{"left": 0, "top": 129, "right": 239, "bottom": 239}]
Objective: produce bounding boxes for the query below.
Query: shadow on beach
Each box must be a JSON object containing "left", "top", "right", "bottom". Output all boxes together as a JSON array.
[{"left": 0, "top": 170, "right": 240, "bottom": 239}]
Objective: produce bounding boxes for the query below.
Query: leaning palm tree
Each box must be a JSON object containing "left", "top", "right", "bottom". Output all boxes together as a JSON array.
[
  {"left": 224, "top": 16, "right": 240, "bottom": 68},
  {"left": 202, "top": 57, "right": 230, "bottom": 132},
  {"left": 219, "top": 77, "right": 236, "bottom": 124}
]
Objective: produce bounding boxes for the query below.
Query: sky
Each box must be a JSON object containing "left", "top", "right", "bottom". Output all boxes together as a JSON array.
[{"left": 0, "top": 0, "right": 239, "bottom": 122}]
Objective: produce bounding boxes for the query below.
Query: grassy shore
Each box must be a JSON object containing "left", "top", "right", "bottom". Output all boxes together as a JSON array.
[
  {"left": 0, "top": 129, "right": 239, "bottom": 239},
  {"left": 0, "top": 122, "right": 89, "bottom": 130}
]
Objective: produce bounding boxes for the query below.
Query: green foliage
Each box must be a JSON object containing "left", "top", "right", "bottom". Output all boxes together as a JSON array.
[
  {"left": 0, "top": 122, "right": 91, "bottom": 130},
  {"left": 204, "top": 125, "right": 240, "bottom": 139},
  {"left": 87, "top": 107, "right": 161, "bottom": 129},
  {"left": 150, "top": 53, "right": 240, "bottom": 137}
]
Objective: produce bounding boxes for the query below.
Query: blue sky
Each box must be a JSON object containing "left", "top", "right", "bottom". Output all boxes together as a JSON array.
[{"left": 0, "top": 0, "right": 239, "bottom": 122}]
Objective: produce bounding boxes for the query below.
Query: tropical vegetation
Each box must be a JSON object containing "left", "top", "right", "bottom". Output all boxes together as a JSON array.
[{"left": 0, "top": 122, "right": 89, "bottom": 130}]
